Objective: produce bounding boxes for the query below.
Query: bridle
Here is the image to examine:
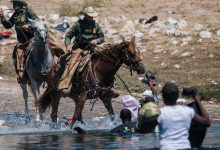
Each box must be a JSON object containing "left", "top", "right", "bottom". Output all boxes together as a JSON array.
[{"left": 122, "top": 48, "right": 142, "bottom": 70}]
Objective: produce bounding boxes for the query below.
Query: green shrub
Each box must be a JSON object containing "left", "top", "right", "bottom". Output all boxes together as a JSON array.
[{"left": 199, "top": 87, "right": 220, "bottom": 102}]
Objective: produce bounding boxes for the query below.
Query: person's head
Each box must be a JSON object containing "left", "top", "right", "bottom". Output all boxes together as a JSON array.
[
  {"left": 120, "top": 109, "right": 132, "bottom": 123},
  {"left": 162, "top": 82, "right": 179, "bottom": 105},
  {"left": 140, "top": 96, "right": 155, "bottom": 107},
  {"left": 137, "top": 102, "right": 160, "bottom": 133},
  {"left": 10, "top": 0, "right": 28, "bottom": 11},
  {"left": 81, "top": 6, "right": 98, "bottom": 21}
]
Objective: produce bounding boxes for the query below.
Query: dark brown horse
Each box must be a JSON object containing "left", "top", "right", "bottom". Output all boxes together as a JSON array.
[{"left": 37, "top": 37, "right": 145, "bottom": 128}]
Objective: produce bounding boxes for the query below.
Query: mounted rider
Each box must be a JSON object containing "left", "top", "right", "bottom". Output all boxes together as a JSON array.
[
  {"left": 60, "top": 6, "right": 119, "bottom": 97},
  {"left": 0, "top": 0, "right": 65, "bottom": 83},
  {"left": 64, "top": 6, "right": 104, "bottom": 52}
]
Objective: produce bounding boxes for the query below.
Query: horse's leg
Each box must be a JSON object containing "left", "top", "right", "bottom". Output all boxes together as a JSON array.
[
  {"left": 51, "top": 93, "right": 61, "bottom": 123},
  {"left": 19, "top": 83, "right": 29, "bottom": 117},
  {"left": 101, "top": 98, "right": 115, "bottom": 120},
  {"left": 29, "top": 81, "right": 42, "bottom": 122},
  {"left": 69, "top": 93, "right": 87, "bottom": 129}
]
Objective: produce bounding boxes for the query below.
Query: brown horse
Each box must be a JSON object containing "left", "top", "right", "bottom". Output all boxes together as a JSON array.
[{"left": 37, "top": 37, "right": 145, "bottom": 128}]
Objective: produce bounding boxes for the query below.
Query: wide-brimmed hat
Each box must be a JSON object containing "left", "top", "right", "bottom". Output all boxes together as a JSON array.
[
  {"left": 10, "top": 0, "right": 28, "bottom": 6},
  {"left": 81, "top": 6, "right": 98, "bottom": 18}
]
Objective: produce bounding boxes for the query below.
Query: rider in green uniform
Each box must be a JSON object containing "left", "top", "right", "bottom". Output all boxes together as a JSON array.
[
  {"left": 0, "top": 0, "right": 38, "bottom": 83},
  {"left": 64, "top": 6, "right": 104, "bottom": 52},
  {"left": 0, "top": 0, "right": 65, "bottom": 83}
]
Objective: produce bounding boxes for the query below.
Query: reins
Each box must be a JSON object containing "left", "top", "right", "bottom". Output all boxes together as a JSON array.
[{"left": 94, "top": 45, "right": 133, "bottom": 96}]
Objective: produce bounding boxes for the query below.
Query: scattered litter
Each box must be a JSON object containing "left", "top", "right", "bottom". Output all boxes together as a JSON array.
[
  {"left": 181, "top": 52, "right": 191, "bottom": 57},
  {"left": 211, "top": 80, "right": 218, "bottom": 85},
  {"left": 0, "top": 31, "right": 12, "bottom": 40},
  {"left": 194, "top": 24, "right": 205, "bottom": 32},
  {"left": 174, "top": 64, "right": 180, "bottom": 69},
  {"left": 49, "top": 13, "right": 60, "bottom": 21},
  {"left": 165, "top": 18, "right": 178, "bottom": 30},
  {"left": 177, "top": 19, "right": 188, "bottom": 29},
  {"left": 139, "top": 16, "right": 158, "bottom": 25},
  {"left": 208, "top": 53, "right": 214, "bottom": 58},
  {"left": 52, "top": 19, "right": 70, "bottom": 32},
  {"left": 199, "top": 31, "right": 212, "bottom": 38}
]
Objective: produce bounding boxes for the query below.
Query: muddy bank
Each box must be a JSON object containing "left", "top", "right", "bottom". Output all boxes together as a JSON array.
[{"left": 0, "top": 79, "right": 219, "bottom": 123}]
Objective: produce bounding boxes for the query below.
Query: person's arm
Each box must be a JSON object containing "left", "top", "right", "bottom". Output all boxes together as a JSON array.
[
  {"left": 94, "top": 23, "right": 105, "bottom": 45},
  {"left": 147, "top": 79, "right": 158, "bottom": 104},
  {"left": 64, "top": 23, "right": 78, "bottom": 50},
  {"left": 0, "top": 9, "right": 14, "bottom": 29},
  {"left": 192, "top": 95, "right": 210, "bottom": 126}
]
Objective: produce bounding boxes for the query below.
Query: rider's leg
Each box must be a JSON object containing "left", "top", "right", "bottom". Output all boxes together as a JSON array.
[{"left": 15, "top": 43, "right": 27, "bottom": 83}]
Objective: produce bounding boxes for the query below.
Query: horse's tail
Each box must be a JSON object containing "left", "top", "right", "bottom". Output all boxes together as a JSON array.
[{"left": 37, "top": 87, "right": 55, "bottom": 113}]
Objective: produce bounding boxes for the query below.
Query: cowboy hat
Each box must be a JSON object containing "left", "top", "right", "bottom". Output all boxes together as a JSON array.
[
  {"left": 81, "top": 6, "right": 98, "bottom": 18},
  {"left": 10, "top": 0, "right": 28, "bottom": 7}
]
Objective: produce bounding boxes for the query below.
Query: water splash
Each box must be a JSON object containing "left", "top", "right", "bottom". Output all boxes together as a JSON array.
[{"left": 0, "top": 112, "right": 122, "bottom": 135}]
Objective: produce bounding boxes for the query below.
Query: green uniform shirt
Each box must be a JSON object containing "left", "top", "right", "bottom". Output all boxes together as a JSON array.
[
  {"left": 64, "top": 19, "right": 105, "bottom": 50},
  {"left": 0, "top": 8, "right": 38, "bottom": 43}
]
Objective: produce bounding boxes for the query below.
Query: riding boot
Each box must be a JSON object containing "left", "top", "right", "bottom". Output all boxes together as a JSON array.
[
  {"left": 109, "top": 88, "right": 120, "bottom": 98},
  {"left": 16, "top": 46, "right": 27, "bottom": 84},
  {"left": 17, "top": 63, "right": 27, "bottom": 84}
]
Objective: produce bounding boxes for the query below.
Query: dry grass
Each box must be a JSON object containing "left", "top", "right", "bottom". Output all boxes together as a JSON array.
[
  {"left": 58, "top": 2, "right": 81, "bottom": 17},
  {"left": 0, "top": 54, "right": 16, "bottom": 77}
]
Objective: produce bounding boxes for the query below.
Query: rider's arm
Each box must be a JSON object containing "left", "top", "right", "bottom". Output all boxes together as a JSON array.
[
  {"left": 64, "top": 22, "right": 79, "bottom": 47},
  {"left": 147, "top": 80, "right": 158, "bottom": 104},
  {"left": 95, "top": 23, "right": 105, "bottom": 45},
  {"left": 0, "top": 13, "right": 15, "bottom": 29}
]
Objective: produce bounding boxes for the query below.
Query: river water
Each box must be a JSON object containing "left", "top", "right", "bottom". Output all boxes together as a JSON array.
[{"left": 0, "top": 113, "right": 219, "bottom": 150}]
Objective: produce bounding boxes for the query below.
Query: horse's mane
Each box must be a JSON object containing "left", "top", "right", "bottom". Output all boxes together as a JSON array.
[{"left": 94, "top": 41, "right": 130, "bottom": 55}]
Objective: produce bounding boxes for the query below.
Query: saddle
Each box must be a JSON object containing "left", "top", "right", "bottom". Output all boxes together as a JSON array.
[{"left": 57, "top": 49, "right": 91, "bottom": 90}]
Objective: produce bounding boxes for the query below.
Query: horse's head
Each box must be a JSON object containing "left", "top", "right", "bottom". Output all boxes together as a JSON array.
[
  {"left": 121, "top": 36, "right": 145, "bottom": 74},
  {"left": 31, "top": 19, "right": 48, "bottom": 43}
]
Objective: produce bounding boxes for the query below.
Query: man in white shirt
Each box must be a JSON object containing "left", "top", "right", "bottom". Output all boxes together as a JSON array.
[{"left": 158, "top": 82, "right": 210, "bottom": 150}]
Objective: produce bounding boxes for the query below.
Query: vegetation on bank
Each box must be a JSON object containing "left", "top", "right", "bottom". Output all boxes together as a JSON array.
[
  {"left": 58, "top": 0, "right": 112, "bottom": 16},
  {"left": 0, "top": 54, "right": 16, "bottom": 77}
]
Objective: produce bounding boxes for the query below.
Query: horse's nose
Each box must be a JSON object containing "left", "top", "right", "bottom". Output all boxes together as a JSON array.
[{"left": 40, "top": 31, "right": 47, "bottom": 43}]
